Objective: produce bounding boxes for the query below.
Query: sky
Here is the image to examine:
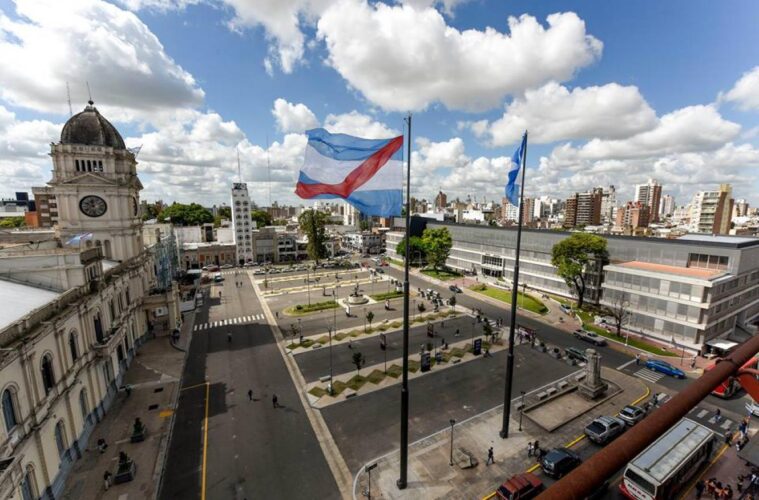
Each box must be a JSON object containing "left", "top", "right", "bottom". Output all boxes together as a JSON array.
[{"left": 0, "top": 0, "right": 758, "bottom": 209}]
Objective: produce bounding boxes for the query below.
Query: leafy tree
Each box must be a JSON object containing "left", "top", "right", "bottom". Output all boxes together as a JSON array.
[
  {"left": 483, "top": 320, "right": 493, "bottom": 342},
  {"left": 0, "top": 216, "right": 25, "bottom": 228},
  {"left": 141, "top": 200, "right": 165, "bottom": 221},
  {"left": 298, "top": 209, "right": 329, "bottom": 263},
  {"left": 352, "top": 351, "right": 365, "bottom": 375},
  {"left": 550, "top": 233, "right": 609, "bottom": 309},
  {"left": 395, "top": 236, "right": 426, "bottom": 265},
  {"left": 449, "top": 294, "right": 456, "bottom": 312},
  {"left": 218, "top": 206, "right": 231, "bottom": 219},
  {"left": 366, "top": 310, "right": 375, "bottom": 330},
  {"left": 251, "top": 209, "right": 273, "bottom": 228},
  {"left": 158, "top": 202, "right": 213, "bottom": 226},
  {"left": 605, "top": 291, "right": 631, "bottom": 337},
  {"left": 421, "top": 227, "right": 452, "bottom": 271},
  {"left": 359, "top": 219, "right": 370, "bottom": 232}
]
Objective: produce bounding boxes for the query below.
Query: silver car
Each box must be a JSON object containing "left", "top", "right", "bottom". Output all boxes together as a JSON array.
[
  {"left": 618, "top": 405, "right": 646, "bottom": 426},
  {"left": 584, "top": 415, "right": 626, "bottom": 444}
]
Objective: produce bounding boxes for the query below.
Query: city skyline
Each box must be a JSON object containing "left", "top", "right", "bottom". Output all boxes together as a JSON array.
[{"left": 0, "top": 0, "right": 758, "bottom": 209}]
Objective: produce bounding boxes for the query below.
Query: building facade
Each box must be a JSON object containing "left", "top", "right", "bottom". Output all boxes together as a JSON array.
[
  {"left": 231, "top": 183, "right": 254, "bottom": 264},
  {"left": 690, "top": 184, "right": 734, "bottom": 235},
  {"left": 634, "top": 178, "right": 662, "bottom": 223},
  {"left": 31, "top": 188, "right": 58, "bottom": 229},
  {"left": 615, "top": 201, "right": 650, "bottom": 230}
]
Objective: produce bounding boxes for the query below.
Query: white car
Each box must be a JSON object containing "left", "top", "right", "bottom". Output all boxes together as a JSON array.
[{"left": 747, "top": 402, "right": 759, "bottom": 417}]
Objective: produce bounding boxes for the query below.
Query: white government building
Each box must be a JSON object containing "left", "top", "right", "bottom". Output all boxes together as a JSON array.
[{"left": 0, "top": 101, "right": 178, "bottom": 499}]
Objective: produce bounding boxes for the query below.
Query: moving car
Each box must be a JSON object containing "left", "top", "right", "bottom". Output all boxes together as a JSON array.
[
  {"left": 618, "top": 405, "right": 646, "bottom": 426},
  {"left": 213, "top": 272, "right": 223, "bottom": 282},
  {"left": 540, "top": 448, "right": 581, "bottom": 478},
  {"left": 645, "top": 359, "right": 685, "bottom": 379},
  {"left": 565, "top": 346, "right": 588, "bottom": 362},
  {"left": 496, "top": 473, "right": 544, "bottom": 499},
  {"left": 449, "top": 285, "right": 462, "bottom": 293},
  {"left": 584, "top": 415, "right": 626, "bottom": 444},
  {"left": 573, "top": 329, "right": 607, "bottom": 346}
]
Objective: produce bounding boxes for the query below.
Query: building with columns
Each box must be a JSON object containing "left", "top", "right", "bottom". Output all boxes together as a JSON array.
[{"left": 0, "top": 102, "right": 177, "bottom": 499}]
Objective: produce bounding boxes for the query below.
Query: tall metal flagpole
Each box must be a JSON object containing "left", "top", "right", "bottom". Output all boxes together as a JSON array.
[
  {"left": 397, "top": 114, "right": 412, "bottom": 490},
  {"left": 500, "top": 132, "right": 528, "bottom": 439}
]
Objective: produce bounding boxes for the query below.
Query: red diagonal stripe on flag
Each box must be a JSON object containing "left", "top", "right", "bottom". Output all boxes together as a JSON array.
[{"left": 296, "top": 135, "right": 403, "bottom": 199}]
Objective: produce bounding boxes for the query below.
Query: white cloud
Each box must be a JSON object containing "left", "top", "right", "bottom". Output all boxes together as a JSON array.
[
  {"left": 272, "top": 98, "right": 319, "bottom": 133},
  {"left": 323, "top": 111, "right": 399, "bottom": 138},
  {"left": 412, "top": 137, "right": 469, "bottom": 172},
  {"left": 471, "top": 82, "right": 657, "bottom": 146},
  {"left": 723, "top": 66, "right": 759, "bottom": 111},
  {"left": 117, "top": 0, "right": 200, "bottom": 11},
  {"left": 317, "top": 4, "right": 602, "bottom": 112},
  {"left": 0, "top": 0, "right": 204, "bottom": 122},
  {"left": 439, "top": 156, "right": 510, "bottom": 198},
  {"left": 399, "top": 0, "right": 469, "bottom": 16}
]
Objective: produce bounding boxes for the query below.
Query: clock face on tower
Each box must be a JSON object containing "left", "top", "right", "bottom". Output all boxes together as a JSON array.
[{"left": 79, "top": 195, "right": 108, "bottom": 217}]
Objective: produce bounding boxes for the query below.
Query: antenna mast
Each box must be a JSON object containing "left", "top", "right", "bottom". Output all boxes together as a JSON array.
[
  {"left": 266, "top": 135, "right": 271, "bottom": 207},
  {"left": 66, "top": 82, "right": 73, "bottom": 116},
  {"left": 237, "top": 147, "right": 242, "bottom": 182},
  {"left": 86, "top": 81, "right": 93, "bottom": 102}
]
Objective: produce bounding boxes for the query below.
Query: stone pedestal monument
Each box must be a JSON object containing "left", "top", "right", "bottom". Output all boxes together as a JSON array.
[{"left": 578, "top": 348, "right": 608, "bottom": 400}]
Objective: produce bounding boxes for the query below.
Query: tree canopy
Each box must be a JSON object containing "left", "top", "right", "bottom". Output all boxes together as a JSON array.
[
  {"left": 0, "top": 216, "right": 25, "bottom": 228},
  {"left": 550, "top": 233, "right": 609, "bottom": 309},
  {"left": 298, "top": 209, "right": 329, "bottom": 262},
  {"left": 421, "top": 227, "right": 453, "bottom": 271},
  {"left": 395, "top": 236, "right": 427, "bottom": 264},
  {"left": 251, "top": 209, "right": 273, "bottom": 228},
  {"left": 158, "top": 203, "right": 213, "bottom": 226}
]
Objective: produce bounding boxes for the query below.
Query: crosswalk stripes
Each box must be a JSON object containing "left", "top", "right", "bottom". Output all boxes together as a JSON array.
[
  {"left": 194, "top": 313, "right": 266, "bottom": 331},
  {"left": 634, "top": 368, "right": 665, "bottom": 383}
]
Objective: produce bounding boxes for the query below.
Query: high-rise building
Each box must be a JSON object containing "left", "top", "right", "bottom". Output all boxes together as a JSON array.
[
  {"left": 634, "top": 178, "right": 662, "bottom": 222},
  {"left": 31, "top": 186, "right": 58, "bottom": 228},
  {"left": 501, "top": 197, "right": 519, "bottom": 221},
  {"left": 564, "top": 190, "right": 602, "bottom": 227},
  {"left": 660, "top": 194, "right": 675, "bottom": 218},
  {"left": 599, "top": 185, "right": 616, "bottom": 224},
  {"left": 534, "top": 196, "right": 561, "bottom": 219},
  {"left": 689, "top": 184, "right": 734, "bottom": 235},
  {"left": 521, "top": 197, "right": 535, "bottom": 225},
  {"left": 434, "top": 190, "right": 447, "bottom": 210},
  {"left": 733, "top": 199, "right": 750, "bottom": 218},
  {"left": 615, "top": 201, "right": 650, "bottom": 229},
  {"left": 343, "top": 201, "right": 361, "bottom": 228},
  {"left": 231, "top": 182, "right": 254, "bottom": 264}
]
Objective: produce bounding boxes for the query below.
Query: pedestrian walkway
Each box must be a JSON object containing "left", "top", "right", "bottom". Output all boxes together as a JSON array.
[
  {"left": 633, "top": 367, "right": 665, "bottom": 383},
  {"left": 193, "top": 313, "right": 265, "bottom": 330},
  {"left": 60, "top": 315, "right": 194, "bottom": 500}
]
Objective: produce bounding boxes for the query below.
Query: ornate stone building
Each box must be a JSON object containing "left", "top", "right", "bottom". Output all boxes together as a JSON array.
[{"left": 0, "top": 102, "right": 177, "bottom": 499}]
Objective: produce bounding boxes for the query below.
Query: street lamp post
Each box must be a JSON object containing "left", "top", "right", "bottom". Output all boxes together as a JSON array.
[
  {"left": 365, "top": 463, "right": 377, "bottom": 500},
  {"left": 449, "top": 419, "right": 456, "bottom": 466},
  {"left": 519, "top": 390, "right": 525, "bottom": 431},
  {"left": 363, "top": 306, "right": 367, "bottom": 333},
  {"left": 307, "top": 266, "right": 311, "bottom": 306},
  {"left": 298, "top": 318, "right": 302, "bottom": 344}
]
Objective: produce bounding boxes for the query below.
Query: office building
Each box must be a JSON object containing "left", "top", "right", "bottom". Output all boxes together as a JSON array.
[
  {"left": 615, "top": 201, "right": 650, "bottom": 230},
  {"left": 599, "top": 185, "right": 616, "bottom": 224},
  {"left": 660, "top": 194, "right": 675, "bottom": 219},
  {"left": 564, "top": 190, "right": 602, "bottom": 227},
  {"left": 231, "top": 182, "right": 254, "bottom": 264},
  {"left": 635, "top": 178, "right": 663, "bottom": 223},
  {"left": 734, "top": 199, "right": 750, "bottom": 218},
  {"left": 690, "top": 184, "right": 734, "bottom": 235},
  {"left": 434, "top": 191, "right": 447, "bottom": 210}
]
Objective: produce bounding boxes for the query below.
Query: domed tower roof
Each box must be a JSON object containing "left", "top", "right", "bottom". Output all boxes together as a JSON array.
[{"left": 60, "top": 101, "right": 126, "bottom": 149}]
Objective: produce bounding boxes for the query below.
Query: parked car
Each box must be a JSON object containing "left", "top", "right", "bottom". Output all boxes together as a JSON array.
[
  {"left": 747, "top": 402, "right": 759, "bottom": 417},
  {"left": 618, "top": 405, "right": 647, "bottom": 426},
  {"left": 584, "top": 415, "right": 626, "bottom": 444},
  {"left": 220, "top": 264, "right": 234, "bottom": 269},
  {"left": 375, "top": 268, "right": 385, "bottom": 274},
  {"left": 253, "top": 270, "right": 265, "bottom": 275},
  {"left": 206, "top": 265, "right": 220, "bottom": 272},
  {"left": 496, "top": 472, "right": 544, "bottom": 499},
  {"left": 645, "top": 359, "right": 685, "bottom": 379},
  {"left": 573, "top": 329, "right": 607, "bottom": 346},
  {"left": 540, "top": 447, "right": 581, "bottom": 478},
  {"left": 449, "top": 285, "right": 462, "bottom": 293},
  {"left": 565, "top": 346, "right": 588, "bottom": 362}
]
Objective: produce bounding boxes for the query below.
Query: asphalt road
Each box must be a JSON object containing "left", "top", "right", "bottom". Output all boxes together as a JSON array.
[{"left": 161, "top": 275, "right": 340, "bottom": 500}]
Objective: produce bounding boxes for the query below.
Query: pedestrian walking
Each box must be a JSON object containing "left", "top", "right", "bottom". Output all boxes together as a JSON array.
[
  {"left": 97, "top": 438, "right": 108, "bottom": 453},
  {"left": 527, "top": 441, "right": 533, "bottom": 457},
  {"left": 348, "top": 339, "right": 353, "bottom": 349},
  {"left": 533, "top": 440, "right": 540, "bottom": 458},
  {"left": 695, "top": 479, "right": 705, "bottom": 499},
  {"left": 103, "top": 470, "right": 112, "bottom": 491},
  {"left": 275, "top": 311, "right": 279, "bottom": 319},
  {"left": 227, "top": 332, "right": 232, "bottom": 343},
  {"left": 272, "top": 394, "right": 279, "bottom": 408},
  {"left": 455, "top": 328, "right": 460, "bottom": 337},
  {"left": 248, "top": 389, "right": 253, "bottom": 401},
  {"left": 716, "top": 408, "right": 722, "bottom": 422},
  {"left": 691, "top": 356, "right": 697, "bottom": 369},
  {"left": 486, "top": 447, "right": 494, "bottom": 466},
  {"left": 635, "top": 353, "right": 640, "bottom": 366}
]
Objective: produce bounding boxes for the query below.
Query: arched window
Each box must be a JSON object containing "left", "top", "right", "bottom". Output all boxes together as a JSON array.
[
  {"left": 2, "top": 389, "right": 18, "bottom": 431},
  {"left": 78, "top": 389, "right": 89, "bottom": 423},
  {"left": 93, "top": 312, "right": 104, "bottom": 343},
  {"left": 69, "top": 331, "right": 79, "bottom": 362},
  {"left": 54, "top": 420, "right": 67, "bottom": 458},
  {"left": 20, "top": 465, "right": 37, "bottom": 500},
  {"left": 41, "top": 355, "right": 55, "bottom": 395}
]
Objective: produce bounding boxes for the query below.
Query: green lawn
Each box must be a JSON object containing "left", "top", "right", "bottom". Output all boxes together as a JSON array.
[
  {"left": 469, "top": 285, "right": 548, "bottom": 314},
  {"left": 366, "top": 369, "right": 386, "bottom": 384},
  {"left": 370, "top": 290, "right": 404, "bottom": 301},
  {"left": 387, "top": 258, "right": 404, "bottom": 267},
  {"left": 421, "top": 268, "right": 462, "bottom": 281},
  {"left": 308, "top": 386, "right": 328, "bottom": 398},
  {"left": 283, "top": 300, "right": 338, "bottom": 316}
]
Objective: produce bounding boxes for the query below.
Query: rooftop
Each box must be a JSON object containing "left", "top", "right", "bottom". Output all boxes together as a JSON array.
[
  {"left": 613, "top": 261, "right": 725, "bottom": 279},
  {"left": 0, "top": 279, "right": 62, "bottom": 331},
  {"left": 678, "top": 234, "right": 759, "bottom": 245}
]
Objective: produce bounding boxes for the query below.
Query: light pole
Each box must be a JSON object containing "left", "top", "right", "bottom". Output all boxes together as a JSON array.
[
  {"left": 307, "top": 266, "right": 311, "bottom": 306},
  {"left": 519, "top": 390, "right": 525, "bottom": 431},
  {"left": 363, "top": 306, "right": 367, "bottom": 333},
  {"left": 449, "top": 419, "right": 456, "bottom": 466},
  {"left": 298, "top": 318, "right": 302, "bottom": 344},
  {"left": 380, "top": 333, "right": 387, "bottom": 374},
  {"left": 365, "top": 463, "right": 377, "bottom": 500}
]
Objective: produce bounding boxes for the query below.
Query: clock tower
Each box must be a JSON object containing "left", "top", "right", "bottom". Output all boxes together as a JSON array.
[{"left": 49, "top": 101, "right": 143, "bottom": 261}]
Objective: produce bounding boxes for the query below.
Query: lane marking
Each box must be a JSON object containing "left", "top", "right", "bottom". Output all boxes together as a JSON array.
[
  {"left": 201, "top": 381, "right": 210, "bottom": 500},
  {"left": 617, "top": 359, "right": 636, "bottom": 370}
]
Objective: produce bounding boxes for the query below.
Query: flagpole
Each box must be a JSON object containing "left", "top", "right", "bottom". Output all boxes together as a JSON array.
[
  {"left": 397, "top": 113, "right": 411, "bottom": 490},
  {"left": 500, "top": 131, "right": 528, "bottom": 439}
]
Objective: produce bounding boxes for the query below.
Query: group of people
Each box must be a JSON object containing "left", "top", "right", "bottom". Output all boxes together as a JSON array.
[
  {"left": 516, "top": 328, "right": 535, "bottom": 345},
  {"left": 527, "top": 440, "right": 545, "bottom": 460},
  {"left": 698, "top": 479, "right": 734, "bottom": 499}
]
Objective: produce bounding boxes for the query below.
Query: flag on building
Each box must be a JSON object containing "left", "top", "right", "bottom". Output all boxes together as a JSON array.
[
  {"left": 295, "top": 128, "right": 404, "bottom": 217},
  {"left": 505, "top": 132, "right": 527, "bottom": 206},
  {"left": 65, "top": 233, "right": 93, "bottom": 246}
]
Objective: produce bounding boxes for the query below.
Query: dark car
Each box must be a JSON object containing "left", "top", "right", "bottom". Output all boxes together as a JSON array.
[
  {"left": 540, "top": 447, "right": 581, "bottom": 478},
  {"left": 645, "top": 359, "right": 685, "bottom": 379},
  {"left": 449, "top": 285, "right": 462, "bottom": 293},
  {"left": 496, "top": 472, "right": 544, "bottom": 499},
  {"left": 565, "top": 346, "right": 588, "bottom": 362}
]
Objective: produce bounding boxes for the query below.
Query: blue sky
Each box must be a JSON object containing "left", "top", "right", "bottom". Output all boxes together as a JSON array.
[{"left": 0, "top": 0, "right": 757, "bottom": 209}]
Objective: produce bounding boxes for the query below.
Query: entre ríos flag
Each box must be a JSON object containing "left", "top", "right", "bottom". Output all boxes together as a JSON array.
[{"left": 295, "top": 128, "right": 403, "bottom": 217}]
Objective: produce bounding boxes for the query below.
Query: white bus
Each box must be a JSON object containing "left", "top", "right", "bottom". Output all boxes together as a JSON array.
[{"left": 620, "top": 418, "right": 715, "bottom": 499}]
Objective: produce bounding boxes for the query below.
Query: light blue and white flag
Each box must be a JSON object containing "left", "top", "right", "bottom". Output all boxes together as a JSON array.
[
  {"left": 65, "top": 233, "right": 93, "bottom": 246},
  {"left": 505, "top": 132, "right": 527, "bottom": 207}
]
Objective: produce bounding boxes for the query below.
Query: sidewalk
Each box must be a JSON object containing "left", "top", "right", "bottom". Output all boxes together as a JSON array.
[
  {"left": 60, "top": 313, "right": 194, "bottom": 500},
  {"left": 354, "top": 367, "right": 648, "bottom": 499}
]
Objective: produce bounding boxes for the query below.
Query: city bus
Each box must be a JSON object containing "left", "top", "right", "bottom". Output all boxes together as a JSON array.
[
  {"left": 619, "top": 418, "right": 715, "bottom": 499},
  {"left": 705, "top": 362, "right": 739, "bottom": 398}
]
